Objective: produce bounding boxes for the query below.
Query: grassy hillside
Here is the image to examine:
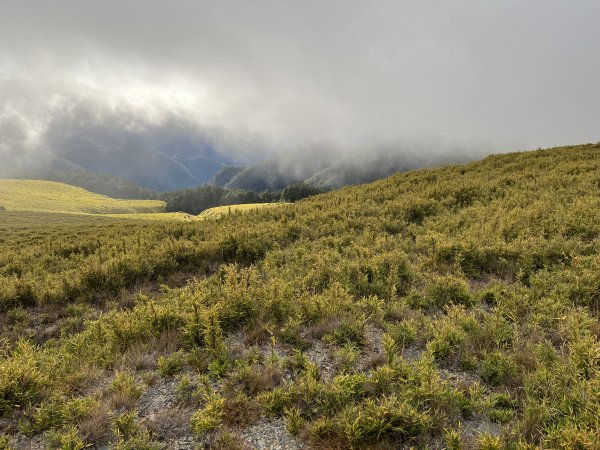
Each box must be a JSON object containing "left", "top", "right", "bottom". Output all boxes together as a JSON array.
[
  {"left": 197, "top": 203, "right": 287, "bottom": 219},
  {"left": 101, "top": 212, "right": 197, "bottom": 221},
  {"left": 0, "top": 143, "right": 599, "bottom": 449},
  {"left": 0, "top": 180, "right": 165, "bottom": 214},
  {"left": 38, "top": 168, "right": 160, "bottom": 200}
]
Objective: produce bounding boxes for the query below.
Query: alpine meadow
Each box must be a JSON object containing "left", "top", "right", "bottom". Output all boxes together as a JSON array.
[{"left": 1, "top": 143, "right": 599, "bottom": 449}]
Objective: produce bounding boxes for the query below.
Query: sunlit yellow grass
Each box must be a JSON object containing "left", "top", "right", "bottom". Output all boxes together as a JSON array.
[
  {"left": 0, "top": 179, "right": 165, "bottom": 214},
  {"left": 101, "top": 212, "right": 197, "bottom": 221},
  {"left": 0, "top": 179, "right": 285, "bottom": 222},
  {"left": 197, "top": 202, "right": 288, "bottom": 219}
]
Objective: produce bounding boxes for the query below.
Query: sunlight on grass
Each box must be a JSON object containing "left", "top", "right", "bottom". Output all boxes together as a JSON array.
[
  {"left": 197, "top": 203, "right": 288, "bottom": 219},
  {"left": 0, "top": 179, "right": 164, "bottom": 214}
]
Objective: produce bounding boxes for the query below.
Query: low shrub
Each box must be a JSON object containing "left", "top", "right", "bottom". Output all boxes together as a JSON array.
[
  {"left": 427, "top": 276, "right": 474, "bottom": 308},
  {"left": 0, "top": 342, "right": 48, "bottom": 416}
]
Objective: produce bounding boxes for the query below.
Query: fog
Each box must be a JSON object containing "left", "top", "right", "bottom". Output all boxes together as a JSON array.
[{"left": 1, "top": 0, "right": 600, "bottom": 171}]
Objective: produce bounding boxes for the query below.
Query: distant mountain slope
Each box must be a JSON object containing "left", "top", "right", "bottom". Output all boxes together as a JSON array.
[
  {"left": 224, "top": 161, "right": 307, "bottom": 191},
  {"left": 6, "top": 125, "right": 484, "bottom": 195},
  {"left": 39, "top": 125, "right": 238, "bottom": 191},
  {"left": 210, "top": 166, "right": 245, "bottom": 186},
  {"left": 0, "top": 179, "right": 164, "bottom": 214},
  {"left": 62, "top": 140, "right": 201, "bottom": 191},
  {"left": 224, "top": 147, "right": 337, "bottom": 191},
  {"left": 173, "top": 155, "right": 223, "bottom": 183},
  {"left": 222, "top": 147, "right": 478, "bottom": 191}
]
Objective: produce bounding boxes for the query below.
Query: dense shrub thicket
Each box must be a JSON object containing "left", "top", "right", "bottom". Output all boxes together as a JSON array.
[{"left": 0, "top": 143, "right": 599, "bottom": 448}]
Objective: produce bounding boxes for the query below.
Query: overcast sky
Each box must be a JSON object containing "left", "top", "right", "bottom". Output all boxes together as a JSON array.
[{"left": 1, "top": 0, "right": 600, "bottom": 162}]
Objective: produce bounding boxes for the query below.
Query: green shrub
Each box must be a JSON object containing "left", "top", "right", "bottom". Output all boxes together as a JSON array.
[
  {"left": 108, "top": 371, "right": 144, "bottom": 410},
  {"left": 5, "top": 307, "right": 28, "bottom": 325},
  {"left": 307, "top": 417, "right": 336, "bottom": 442},
  {"left": 404, "top": 198, "right": 439, "bottom": 225},
  {"left": 157, "top": 351, "right": 185, "bottom": 377},
  {"left": 324, "top": 320, "right": 365, "bottom": 347},
  {"left": 21, "top": 396, "right": 98, "bottom": 435},
  {"left": 339, "top": 395, "right": 432, "bottom": 446},
  {"left": 444, "top": 426, "right": 463, "bottom": 450},
  {"left": 478, "top": 433, "right": 503, "bottom": 450},
  {"left": 113, "top": 410, "right": 141, "bottom": 440},
  {"left": 2, "top": 144, "right": 600, "bottom": 448},
  {"left": 284, "top": 406, "right": 304, "bottom": 435},
  {"left": 190, "top": 393, "right": 225, "bottom": 435},
  {"left": 427, "top": 322, "right": 467, "bottom": 361},
  {"left": 0, "top": 341, "right": 48, "bottom": 416},
  {"left": 335, "top": 343, "right": 360, "bottom": 373},
  {"left": 113, "top": 411, "right": 161, "bottom": 450},
  {"left": 385, "top": 320, "right": 418, "bottom": 348},
  {"left": 480, "top": 352, "right": 518, "bottom": 386},
  {"left": 47, "top": 425, "right": 86, "bottom": 450},
  {"left": 258, "top": 387, "right": 294, "bottom": 416},
  {"left": 0, "top": 434, "right": 13, "bottom": 449},
  {"left": 427, "top": 276, "right": 473, "bottom": 308}
]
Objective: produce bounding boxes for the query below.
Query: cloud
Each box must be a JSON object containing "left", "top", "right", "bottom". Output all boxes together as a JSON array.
[{"left": 1, "top": 0, "right": 599, "bottom": 165}]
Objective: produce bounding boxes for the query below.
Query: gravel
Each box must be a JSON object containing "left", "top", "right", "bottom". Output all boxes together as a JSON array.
[
  {"left": 462, "top": 416, "right": 502, "bottom": 443},
  {"left": 304, "top": 340, "right": 335, "bottom": 380},
  {"left": 240, "top": 418, "right": 304, "bottom": 450},
  {"left": 137, "top": 376, "right": 199, "bottom": 449},
  {"left": 138, "top": 378, "right": 178, "bottom": 416}
]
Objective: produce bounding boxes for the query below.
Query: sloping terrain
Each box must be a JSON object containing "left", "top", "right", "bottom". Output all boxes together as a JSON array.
[
  {"left": 210, "top": 166, "right": 244, "bottom": 187},
  {"left": 197, "top": 203, "right": 287, "bottom": 220},
  {"left": 39, "top": 168, "right": 159, "bottom": 200},
  {"left": 0, "top": 180, "right": 164, "bottom": 214},
  {"left": 0, "top": 143, "right": 599, "bottom": 449}
]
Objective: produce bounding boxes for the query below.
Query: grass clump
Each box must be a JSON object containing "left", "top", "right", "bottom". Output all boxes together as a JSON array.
[
  {"left": 0, "top": 435, "right": 13, "bottom": 449},
  {"left": 0, "top": 341, "right": 48, "bottom": 417},
  {"left": 107, "top": 371, "right": 144, "bottom": 410},
  {"left": 20, "top": 396, "right": 99, "bottom": 435},
  {"left": 46, "top": 425, "right": 86, "bottom": 450},
  {"left": 480, "top": 351, "right": 519, "bottom": 387},
  {"left": 426, "top": 275, "right": 473, "bottom": 309},
  {"left": 338, "top": 395, "right": 432, "bottom": 447},
  {"left": 324, "top": 319, "right": 366, "bottom": 347},
  {"left": 113, "top": 411, "right": 161, "bottom": 450},
  {"left": 157, "top": 351, "right": 185, "bottom": 377},
  {"left": 284, "top": 406, "right": 304, "bottom": 435},
  {"left": 190, "top": 393, "right": 225, "bottom": 435}
]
